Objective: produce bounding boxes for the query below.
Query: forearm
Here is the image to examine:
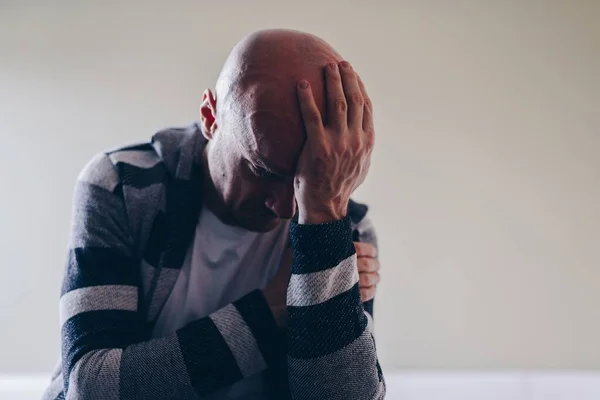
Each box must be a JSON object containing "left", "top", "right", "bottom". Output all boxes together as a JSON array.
[
  {"left": 287, "top": 217, "right": 385, "bottom": 399},
  {"left": 62, "top": 288, "right": 281, "bottom": 399}
]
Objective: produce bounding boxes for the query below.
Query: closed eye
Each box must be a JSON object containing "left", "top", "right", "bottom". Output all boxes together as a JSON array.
[
  {"left": 250, "top": 164, "right": 287, "bottom": 182},
  {"left": 255, "top": 166, "right": 283, "bottom": 180},
  {"left": 246, "top": 159, "right": 288, "bottom": 181}
]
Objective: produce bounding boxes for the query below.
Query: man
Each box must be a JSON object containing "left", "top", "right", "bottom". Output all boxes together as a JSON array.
[{"left": 43, "top": 29, "right": 384, "bottom": 399}]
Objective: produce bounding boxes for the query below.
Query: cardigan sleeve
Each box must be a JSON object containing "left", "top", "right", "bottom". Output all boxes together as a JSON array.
[{"left": 286, "top": 216, "right": 386, "bottom": 399}]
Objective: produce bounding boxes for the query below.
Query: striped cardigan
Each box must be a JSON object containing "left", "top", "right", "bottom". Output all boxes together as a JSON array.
[{"left": 42, "top": 123, "right": 385, "bottom": 399}]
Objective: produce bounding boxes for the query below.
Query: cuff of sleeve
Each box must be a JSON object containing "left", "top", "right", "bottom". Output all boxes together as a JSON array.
[{"left": 290, "top": 216, "right": 355, "bottom": 274}]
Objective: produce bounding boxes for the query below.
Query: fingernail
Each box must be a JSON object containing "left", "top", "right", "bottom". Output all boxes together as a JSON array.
[
  {"left": 298, "top": 80, "right": 308, "bottom": 89},
  {"left": 340, "top": 61, "right": 351, "bottom": 69},
  {"left": 328, "top": 62, "right": 337, "bottom": 71}
]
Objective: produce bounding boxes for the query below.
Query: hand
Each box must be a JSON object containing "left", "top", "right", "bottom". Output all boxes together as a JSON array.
[
  {"left": 262, "top": 247, "right": 292, "bottom": 328},
  {"left": 355, "top": 242, "right": 380, "bottom": 302},
  {"left": 295, "top": 61, "right": 374, "bottom": 224}
]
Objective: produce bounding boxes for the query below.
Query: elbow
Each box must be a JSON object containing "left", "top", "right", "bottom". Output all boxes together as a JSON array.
[
  {"left": 375, "top": 382, "right": 386, "bottom": 399},
  {"left": 64, "top": 348, "right": 123, "bottom": 398}
]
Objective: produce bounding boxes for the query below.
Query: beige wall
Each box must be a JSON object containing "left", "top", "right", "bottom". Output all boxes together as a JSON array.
[{"left": 1, "top": 0, "right": 598, "bottom": 373}]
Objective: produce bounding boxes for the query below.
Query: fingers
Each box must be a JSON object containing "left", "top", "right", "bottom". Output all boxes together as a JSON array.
[
  {"left": 357, "top": 256, "right": 379, "bottom": 274},
  {"left": 357, "top": 75, "right": 374, "bottom": 134},
  {"left": 301, "top": 62, "right": 372, "bottom": 139},
  {"left": 339, "top": 61, "right": 363, "bottom": 129},
  {"left": 360, "top": 285, "right": 377, "bottom": 302},
  {"left": 357, "top": 244, "right": 379, "bottom": 303},
  {"left": 325, "top": 62, "right": 348, "bottom": 132},
  {"left": 354, "top": 241, "right": 378, "bottom": 258},
  {"left": 297, "top": 80, "right": 324, "bottom": 140},
  {"left": 359, "top": 271, "right": 380, "bottom": 288}
]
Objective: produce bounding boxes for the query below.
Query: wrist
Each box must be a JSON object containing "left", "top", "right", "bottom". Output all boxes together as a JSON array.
[
  {"left": 297, "top": 203, "right": 347, "bottom": 224},
  {"left": 298, "top": 210, "right": 346, "bottom": 224}
]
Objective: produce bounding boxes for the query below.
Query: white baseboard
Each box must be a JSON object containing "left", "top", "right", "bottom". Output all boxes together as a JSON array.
[
  {"left": 385, "top": 371, "right": 600, "bottom": 400},
  {"left": 1, "top": 371, "right": 600, "bottom": 399},
  {"left": 0, "top": 374, "right": 49, "bottom": 400}
]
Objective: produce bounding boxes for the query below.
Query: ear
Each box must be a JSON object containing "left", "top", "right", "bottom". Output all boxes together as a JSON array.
[{"left": 200, "top": 89, "right": 218, "bottom": 140}]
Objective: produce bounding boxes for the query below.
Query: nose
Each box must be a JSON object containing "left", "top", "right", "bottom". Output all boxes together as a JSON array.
[{"left": 265, "top": 181, "right": 296, "bottom": 219}]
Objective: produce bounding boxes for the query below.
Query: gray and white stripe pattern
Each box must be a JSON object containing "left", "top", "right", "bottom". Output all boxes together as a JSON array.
[
  {"left": 108, "top": 149, "right": 162, "bottom": 169},
  {"left": 210, "top": 304, "right": 267, "bottom": 377},
  {"left": 287, "top": 330, "right": 385, "bottom": 399},
  {"left": 287, "top": 254, "right": 358, "bottom": 307},
  {"left": 59, "top": 285, "right": 137, "bottom": 327}
]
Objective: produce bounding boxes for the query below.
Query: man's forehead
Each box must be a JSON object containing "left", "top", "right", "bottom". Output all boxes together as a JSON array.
[
  {"left": 234, "top": 110, "right": 303, "bottom": 176},
  {"left": 224, "top": 56, "right": 329, "bottom": 176}
]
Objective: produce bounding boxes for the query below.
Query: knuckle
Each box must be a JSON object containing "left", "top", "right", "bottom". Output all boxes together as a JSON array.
[
  {"left": 350, "top": 139, "right": 362, "bottom": 153},
  {"left": 334, "top": 98, "right": 347, "bottom": 113},
  {"left": 351, "top": 92, "right": 364, "bottom": 106},
  {"left": 367, "top": 259, "right": 376, "bottom": 270},
  {"left": 370, "top": 274, "right": 377, "bottom": 285},
  {"left": 319, "top": 143, "right": 333, "bottom": 158},
  {"left": 360, "top": 274, "right": 371, "bottom": 286}
]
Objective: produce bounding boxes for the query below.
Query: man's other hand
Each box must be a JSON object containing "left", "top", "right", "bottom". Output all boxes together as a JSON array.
[{"left": 355, "top": 242, "right": 380, "bottom": 302}]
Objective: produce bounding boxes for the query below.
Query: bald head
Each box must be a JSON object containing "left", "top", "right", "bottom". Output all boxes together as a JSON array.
[
  {"left": 200, "top": 29, "right": 345, "bottom": 231},
  {"left": 216, "top": 29, "right": 341, "bottom": 115},
  {"left": 214, "top": 29, "right": 342, "bottom": 160}
]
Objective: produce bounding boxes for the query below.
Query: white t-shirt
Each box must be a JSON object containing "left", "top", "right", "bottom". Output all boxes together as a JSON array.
[{"left": 151, "top": 207, "right": 290, "bottom": 399}]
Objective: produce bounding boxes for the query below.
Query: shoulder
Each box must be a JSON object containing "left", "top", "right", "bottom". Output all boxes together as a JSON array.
[
  {"left": 77, "top": 152, "right": 121, "bottom": 192},
  {"left": 77, "top": 140, "right": 167, "bottom": 193}
]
